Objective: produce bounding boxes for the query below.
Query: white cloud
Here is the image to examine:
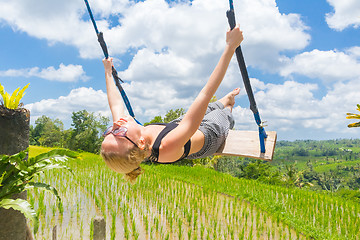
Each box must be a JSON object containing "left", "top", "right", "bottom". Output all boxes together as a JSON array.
[
  {"left": 120, "top": 48, "right": 196, "bottom": 82},
  {"left": 0, "top": 0, "right": 104, "bottom": 58},
  {"left": 237, "top": 0, "right": 310, "bottom": 71},
  {"left": 24, "top": 76, "right": 360, "bottom": 140},
  {"left": 302, "top": 79, "right": 360, "bottom": 132},
  {"left": 346, "top": 46, "right": 360, "bottom": 58},
  {"left": 232, "top": 106, "right": 255, "bottom": 130},
  {"left": 25, "top": 83, "right": 193, "bottom": 127},
  {"left": 0, "top": 0, "right": 310, "bottom": 68},
  {"left": 25, "top": 87, "right": 109, "bottom": 124},
  {"left": 256, "top": 80, "right": 319, "bottom": 120},
  {"left": 104, "top": 0, "right": 310, "bottom": 72},
  {"left": 280, "top": 49, "right": 360, "bottom": 83},
  {"left": 89, "top": 0, "right": 130, "bottom": 17},
  {"left": 103, "top": 0, "right": 312, "bottom": 121},
  {"left": 119, "top": 80, "right": 194, "bottom": 120},
  {"left": 233, "top": 79, "right": 360, "bottom": 139},
  {"left": 326, "top": 0, "right": 360, "bottom": 30},
  {"left": 106, "top": 0, "right": 227, "bottom": 57},
  {"left": 5, "top": 0, "right": 357, "bottom": 140},
  {"left": 0, "top": 64, "right": 88, "bottom": 82}
]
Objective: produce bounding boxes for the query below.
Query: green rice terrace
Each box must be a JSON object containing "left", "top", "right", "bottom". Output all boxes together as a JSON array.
[{"left": 28, "top": 145, "right": 360, "bottom": 240}]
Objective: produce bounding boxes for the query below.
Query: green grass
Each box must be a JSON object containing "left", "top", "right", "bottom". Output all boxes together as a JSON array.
[
  {"left": 29, "top": 145, "right": 56, "bottom": 157},
  {"left": 27, "top": 146, "right": 360, "bottom": 240},
  {"left": 149, "top": 164, "right": 360, "bottom": 239}
]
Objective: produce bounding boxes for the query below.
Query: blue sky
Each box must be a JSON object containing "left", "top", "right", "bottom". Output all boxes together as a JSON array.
[{"left": 0, "top": 0, "right": 360, "bottom": 141}]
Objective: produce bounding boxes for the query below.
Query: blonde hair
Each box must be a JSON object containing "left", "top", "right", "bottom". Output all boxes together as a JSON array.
[{"left": 100, "top": 146, "right": 148, "bottom": 184}]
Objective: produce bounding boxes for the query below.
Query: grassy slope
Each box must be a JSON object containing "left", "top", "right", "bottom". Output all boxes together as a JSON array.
[{"left": 147, "top": 165, "right": 329, "bottom": 239}]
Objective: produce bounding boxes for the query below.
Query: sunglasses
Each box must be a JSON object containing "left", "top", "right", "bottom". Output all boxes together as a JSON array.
[{"left": 103, "top": 126, "right": 139, "bottom": 148}]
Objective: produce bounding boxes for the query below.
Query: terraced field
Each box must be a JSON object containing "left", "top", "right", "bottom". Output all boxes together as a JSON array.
[{"left": 28, "top": 146, "right": 360, "bottom": 239}]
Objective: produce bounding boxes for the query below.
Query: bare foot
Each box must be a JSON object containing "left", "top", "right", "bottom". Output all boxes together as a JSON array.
[{"left": 219, "top": 88, "right": 240, "bottom": 112}]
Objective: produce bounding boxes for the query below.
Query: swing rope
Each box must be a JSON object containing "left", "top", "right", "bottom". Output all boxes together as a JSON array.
[
  {"left": 226, "top": 0, "right": 268, "bottom": 153},
  {"left": 83, "top": 0, "right": 141, "bottom": 125}
]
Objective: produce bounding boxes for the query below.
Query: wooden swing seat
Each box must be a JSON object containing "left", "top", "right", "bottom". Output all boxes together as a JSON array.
[{"left": 215, "top": 130, "right": 277, "bottom": 161}]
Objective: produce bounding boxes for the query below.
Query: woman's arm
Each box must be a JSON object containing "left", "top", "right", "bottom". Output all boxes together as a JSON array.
[
  {"left": 159, "top": 25, "right": 243, "bottom": 161},
  {"left": 103, "top": 58, "right": 125, "bottom": 122}
]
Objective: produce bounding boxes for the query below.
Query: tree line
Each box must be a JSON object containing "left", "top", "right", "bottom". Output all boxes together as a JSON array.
[
  {"left": 29, "top": 108, "right": 186, "bottom": 153},
  {"left": 30, "top": 110, "right": 109, "bottom": 153},
  {"left": 30, "top": 109, "right": 360, "bottom": 201}
]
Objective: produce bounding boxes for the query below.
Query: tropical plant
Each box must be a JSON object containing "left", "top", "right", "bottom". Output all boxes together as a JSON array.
[
  {"left": 0, "top": 82, "right": 30, "bottom": 109},
  {"left": 347, "top": 104, "right": 360, "bottom": 127},
  {"left": 0, "top": 148, "right": 77, "bottom": 233}
]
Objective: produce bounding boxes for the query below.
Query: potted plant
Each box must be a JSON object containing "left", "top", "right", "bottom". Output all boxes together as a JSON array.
[
  {"left": 0, "top": 83, "right": 76, "bottom": 239},
  {"left": 0, "top": 149, "right": 77, "bottom": 235}
]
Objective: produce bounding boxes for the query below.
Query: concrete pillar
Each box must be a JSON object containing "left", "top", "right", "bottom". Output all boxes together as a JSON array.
[
  {"left": 93, "top": 216, "right": 106, "bottom": 240},
  {"left": 52, "top": 225, "right": 57, "bottom": 240}
]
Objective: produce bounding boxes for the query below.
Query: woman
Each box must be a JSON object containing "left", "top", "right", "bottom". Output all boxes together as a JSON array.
[{"left": 101, "top": 25, "right": 244, "bottom": 183}]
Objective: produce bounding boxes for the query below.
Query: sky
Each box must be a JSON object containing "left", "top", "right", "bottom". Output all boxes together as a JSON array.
[{"left": 0, "top": 0, "right": 360, "bottom": 141}]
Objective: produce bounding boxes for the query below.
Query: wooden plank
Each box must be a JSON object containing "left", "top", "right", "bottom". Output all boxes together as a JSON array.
[{"left": 215, "top": 130, "right": 277, "bottom": 161}]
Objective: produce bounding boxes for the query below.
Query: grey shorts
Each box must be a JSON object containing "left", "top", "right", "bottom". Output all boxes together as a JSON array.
[{"left": 171, "top": 101, "right": 234, "bottom": 159}]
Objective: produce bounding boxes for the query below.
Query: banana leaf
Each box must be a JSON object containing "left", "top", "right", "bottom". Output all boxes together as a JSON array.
[
  {"left": 0, "top": 148, "right": 77, "bottom": 235},
  {"left": 25, "top": 182, "right": 61, "bottom": 203},
  {"left": 0, "top": 198, "right": 38, "bottom": 230}
]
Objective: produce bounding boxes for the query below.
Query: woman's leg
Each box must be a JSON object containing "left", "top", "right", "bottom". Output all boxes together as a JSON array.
[
  {"left": 218, "top": 87, "right": 240, "bottom": 112},
  {"left": 205, "top": 88, "right": 240, "bottom": 115},
  {"left": 174, "top": 88, "right": 240, "bottom": 123}
]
